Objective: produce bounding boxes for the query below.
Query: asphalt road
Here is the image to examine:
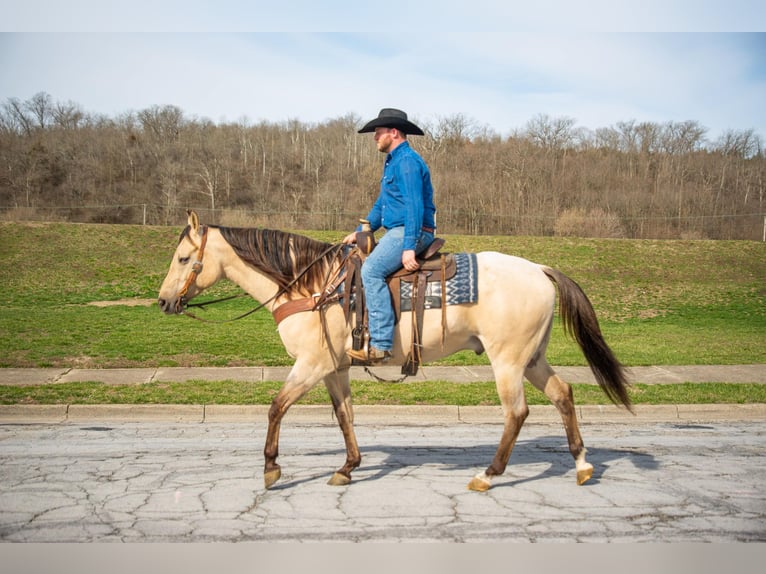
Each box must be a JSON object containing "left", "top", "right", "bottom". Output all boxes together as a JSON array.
[{"left": 1, "top": 418, "right": 764, "bottom": 542}]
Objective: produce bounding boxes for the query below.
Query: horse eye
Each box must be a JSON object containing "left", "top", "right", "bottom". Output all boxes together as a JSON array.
[{"left": 179, "top": 256, "right": 191, "bottom": 264}]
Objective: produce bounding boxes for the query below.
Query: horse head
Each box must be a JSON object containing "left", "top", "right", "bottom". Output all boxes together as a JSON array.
[{"left": 158, "top": 210, "right": 217, "bottom": 314}]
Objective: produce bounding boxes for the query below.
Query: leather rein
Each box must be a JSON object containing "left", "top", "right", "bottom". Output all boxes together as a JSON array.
[{"left": 176, "top": 225, "right": 345, "bottom": 324}]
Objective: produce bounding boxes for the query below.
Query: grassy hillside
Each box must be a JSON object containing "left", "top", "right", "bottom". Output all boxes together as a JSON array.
[{"left": 0, "top": 221, "right": 764, "bottom": 368}]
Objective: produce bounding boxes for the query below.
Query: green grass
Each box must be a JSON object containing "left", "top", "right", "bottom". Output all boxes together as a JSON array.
[
  {"left": 1, "top": 221, "right": 764, "bottom": 370},
  {"left": 1, "top": 380, "right": 764, "bottom": 406},
  {"left": 1, "top": 221, "right": 764, "bottom": 405}
]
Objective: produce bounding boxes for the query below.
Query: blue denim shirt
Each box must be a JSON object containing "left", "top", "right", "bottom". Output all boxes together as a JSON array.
[{"left": 364, "top": 141, "right": 436, "bottom": 251}]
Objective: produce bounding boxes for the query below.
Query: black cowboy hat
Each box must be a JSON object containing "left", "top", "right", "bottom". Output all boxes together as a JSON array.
[{"left": 358, "top": 108, "right": 424, "bottom": 136}]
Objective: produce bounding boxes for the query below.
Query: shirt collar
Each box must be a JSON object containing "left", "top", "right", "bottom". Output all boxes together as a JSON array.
[{"left": 386, "top": 140, "right": 410, "bottom": 163}]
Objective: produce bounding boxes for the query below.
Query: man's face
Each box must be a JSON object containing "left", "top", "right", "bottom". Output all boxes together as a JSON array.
[{"left": 374, "top": 127, "right": 395, "bottom": 153}]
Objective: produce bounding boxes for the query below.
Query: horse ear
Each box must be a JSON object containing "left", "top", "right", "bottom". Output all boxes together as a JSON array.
[{"left": 187, "top": 210, "right": 200, "bottom": 234}]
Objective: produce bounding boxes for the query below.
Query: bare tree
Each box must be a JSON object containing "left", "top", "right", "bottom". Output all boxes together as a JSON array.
[
  {"left": 1, "top": 93, "right": 764, "bottom": 238},
  {"left": 2, "top": 97, "right": 34, "bottom": 135},
  {"left": 197, "top": 161, "right": 220, "bottom": 211},
  {"left": 714, "top": 128, "right": 762, "bottom": 159},
  {"left": 53, "top": 100, "right": 85, "bottom": 130},
  {"left": 25, "top": 92, "right": 54, "bottom": 130},
  {"left": 524, "top": 113, "right": 577, "bottom": 152},
  {"left": 660, "top": 120, "right": 707, "bottom": 155},
  {"left": 137, "top": 105, "right": 185, "bottom": 145}
]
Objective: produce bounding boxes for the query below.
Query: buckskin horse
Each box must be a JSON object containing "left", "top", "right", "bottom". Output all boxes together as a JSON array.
[{"left": 158, "top": 210, "right": 632, "bottom": 491}]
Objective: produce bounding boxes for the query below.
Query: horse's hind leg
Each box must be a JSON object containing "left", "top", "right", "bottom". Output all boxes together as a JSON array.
[
  {"left": 468, "top": 362, "right": 529, "bottom": 492},
  {"left": 525, "top": 359, "right": 593, "bottom": 485},
  {"left": 323, "top": 369, "right": 361, "bottom": 486}
]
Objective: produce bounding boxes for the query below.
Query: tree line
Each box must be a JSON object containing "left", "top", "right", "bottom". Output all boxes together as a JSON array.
[{"left": 1, "top": 92, "right": 764, "bottom": 240}]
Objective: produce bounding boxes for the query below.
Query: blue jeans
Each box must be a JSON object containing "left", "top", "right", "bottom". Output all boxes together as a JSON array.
[{"left": 361, "top": 226, "right": 434, "bottom": 352}]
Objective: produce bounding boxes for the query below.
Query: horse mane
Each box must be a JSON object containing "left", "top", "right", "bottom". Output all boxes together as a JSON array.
[{"left": 214, "top": 226, "right": 340, "bottom": 295}]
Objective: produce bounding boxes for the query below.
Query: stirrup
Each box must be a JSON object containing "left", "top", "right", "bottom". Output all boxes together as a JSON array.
[{"left": 347, "top": 346, "right": 391, "bottom": 365}]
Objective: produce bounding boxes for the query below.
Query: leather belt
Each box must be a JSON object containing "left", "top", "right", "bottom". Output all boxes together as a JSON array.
[{"left": 421, "top": 226, "right": 435, "bottom": 233}]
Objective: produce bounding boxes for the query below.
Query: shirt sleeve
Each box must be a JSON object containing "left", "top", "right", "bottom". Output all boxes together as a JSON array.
[
  {"left": 398, "top": 157, "right": 425, "bottom": 251},
  {"left": 365, "top": 195, "right": 383, "bottom": 232}
]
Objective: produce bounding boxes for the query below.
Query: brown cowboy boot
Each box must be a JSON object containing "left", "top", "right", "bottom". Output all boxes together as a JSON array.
[{"left": 347, "top": 346, "right": 392, "bottom": 365}]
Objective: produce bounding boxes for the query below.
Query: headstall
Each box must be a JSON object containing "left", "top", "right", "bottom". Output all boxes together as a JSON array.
[{"left": 177, "top": 225, "right": 208, "bottom": 303}]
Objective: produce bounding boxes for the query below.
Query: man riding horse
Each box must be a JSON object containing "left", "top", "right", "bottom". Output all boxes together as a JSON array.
[{"left": 342, "top": 108, "right": 437, "bottom": 365}]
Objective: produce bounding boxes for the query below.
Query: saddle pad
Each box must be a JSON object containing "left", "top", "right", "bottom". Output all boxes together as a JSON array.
[{"left": 400, "top": 252, "right": 478, "bottom": 311}]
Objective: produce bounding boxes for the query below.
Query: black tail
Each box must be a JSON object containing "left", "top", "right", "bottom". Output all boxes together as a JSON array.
[{"left": 542, "top": 266, "right": 633, "bottom": 411}]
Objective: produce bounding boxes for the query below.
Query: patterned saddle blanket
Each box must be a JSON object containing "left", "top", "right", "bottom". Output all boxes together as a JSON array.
[{"left": 397, "top": 252, "right": 478, "bottom": 312}]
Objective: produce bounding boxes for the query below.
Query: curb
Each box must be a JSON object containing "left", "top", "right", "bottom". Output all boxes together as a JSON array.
[
  {"left": 1, "top": 403, "right": 764, "bottom": 424},
  {"left": 2, "top": 365, "right": 765, "bottom": 386}
]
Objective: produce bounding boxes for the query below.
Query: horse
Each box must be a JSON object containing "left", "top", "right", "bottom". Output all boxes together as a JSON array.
[{"left": 158, "top": 210, "right": 632, "bottom": 492}]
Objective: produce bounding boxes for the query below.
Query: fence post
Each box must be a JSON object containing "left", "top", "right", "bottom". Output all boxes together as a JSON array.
[{"left": 143, "top": 204, "right": 147, "bottom": 226}]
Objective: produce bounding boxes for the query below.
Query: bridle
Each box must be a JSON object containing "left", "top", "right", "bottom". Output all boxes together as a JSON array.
[
  {"left": 176, "top": 225, "right": 209, "bottom": 305},
  {"left": 174, "top": 224, "right": 346, "bottom": 324},
  {"left": 174, "top": 224, "right": 264, "bottom": 321}
]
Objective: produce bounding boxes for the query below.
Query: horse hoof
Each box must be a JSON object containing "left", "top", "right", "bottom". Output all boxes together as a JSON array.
[
  {"left": 577, "top": 465, "right": 594, "bottom": 485},
  {"left": 264, "top": 468, "right": 282, "bottom": 489},
  {"left": 327, "top": 472, "right": 351, "bottom": 486},
  {"left": 467, "top": 476, "right": 491, "bottom": 492}
]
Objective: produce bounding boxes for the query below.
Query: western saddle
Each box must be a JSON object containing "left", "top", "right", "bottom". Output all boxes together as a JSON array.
[{"left": 272, "top": 232, "right": 455, "bottom": 377}]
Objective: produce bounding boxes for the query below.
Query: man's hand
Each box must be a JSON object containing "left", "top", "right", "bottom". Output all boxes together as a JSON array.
[
  {"left": 342, "top": 232, "right": 357, "bottom": 245},
  {"left": 402, "top": 249, "right": 420, "bottom": 271}
]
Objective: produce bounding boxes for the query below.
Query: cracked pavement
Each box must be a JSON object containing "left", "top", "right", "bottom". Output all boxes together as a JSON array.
[{"left": 0, "top": 420, "right": 764, "bottom": 542}]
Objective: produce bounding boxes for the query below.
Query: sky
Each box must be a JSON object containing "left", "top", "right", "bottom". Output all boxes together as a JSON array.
[{"left": 1, "top": 1, "right": 765, "bottom": 141}]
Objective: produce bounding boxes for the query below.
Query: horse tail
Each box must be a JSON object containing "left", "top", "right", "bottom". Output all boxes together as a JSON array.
[{"left": 541, "top": 266, "right": 633, "bottom": 411}]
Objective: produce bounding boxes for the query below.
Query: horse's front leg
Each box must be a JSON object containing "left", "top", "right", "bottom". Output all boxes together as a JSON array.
[
  {"left": 263, "top": 364, "right": 322, "bottom": 489},
  {"left": 323, "top": 369, "right": 361, "bottom": 486},
  {"left": 263, "top": 402, "right": 285, "bottom": 489}
]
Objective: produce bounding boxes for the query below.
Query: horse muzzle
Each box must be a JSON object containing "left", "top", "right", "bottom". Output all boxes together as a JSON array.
[{"left": 157, "top": 295, "right": 187, "bottom": 315}]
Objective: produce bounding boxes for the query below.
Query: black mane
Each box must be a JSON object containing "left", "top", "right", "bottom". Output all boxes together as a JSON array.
[{"left": 215, "top": 226, "right": 341, "bottom": 295}]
